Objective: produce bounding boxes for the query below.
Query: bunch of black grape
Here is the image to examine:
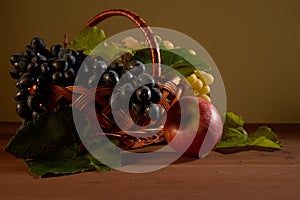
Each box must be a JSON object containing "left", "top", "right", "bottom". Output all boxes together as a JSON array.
[
  {"left": 9, "top": 37, "right": 85, "bottom": 122},
  {"left": 76, "top": 57, "right": 163, "bottom": 122},
  {"left": 9, "top": 37, "right": 163, "bottom": 123},
  {"left": 107, "top": 60, "right": 163, "bottom": 121},
  {"left": 82, "top": 57, "right": 163, "bottom": 121}
]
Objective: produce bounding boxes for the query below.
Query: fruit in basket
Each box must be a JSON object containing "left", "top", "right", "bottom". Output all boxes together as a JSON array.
[
  {"left": 126, "top": 60, "right": 146, "bottom": 76},
  {"left": 186, "top": 70, "right": 214, "bottom": 102},
  {"left": 100, "top": 70, "right": 119, "bottom": 87},
  {"left": 163, "top": 96, "right": 223, "bottom": 157},
  {"left": 110, "top": 67, "right": 162, "bottom": 121},
  {"left": 135, "top": 86, "right": 151, "bottom": 102}
]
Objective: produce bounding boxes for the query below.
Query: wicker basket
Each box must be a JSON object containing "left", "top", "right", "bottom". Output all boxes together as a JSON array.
[{"left": 46, "top": 9, "right": 185, "bottom": 150}]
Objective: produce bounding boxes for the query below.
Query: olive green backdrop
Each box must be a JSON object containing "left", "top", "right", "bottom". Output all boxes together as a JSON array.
[{"left": 0, "top": 0, "right": 299, "bottom": 123}]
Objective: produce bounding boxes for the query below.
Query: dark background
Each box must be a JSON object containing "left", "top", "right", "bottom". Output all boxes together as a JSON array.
[{"left": 0, "top": 0, "right": 299, "bottom": 123}]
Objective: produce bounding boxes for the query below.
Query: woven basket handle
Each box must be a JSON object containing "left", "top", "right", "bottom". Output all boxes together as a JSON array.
[{"left": 84, "top": 9, "right": 161, "bottom": 78}]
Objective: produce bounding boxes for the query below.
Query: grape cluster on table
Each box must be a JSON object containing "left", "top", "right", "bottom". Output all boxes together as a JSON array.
[{"left": 9, "top": 37, "right": 162, "bottom": 123}]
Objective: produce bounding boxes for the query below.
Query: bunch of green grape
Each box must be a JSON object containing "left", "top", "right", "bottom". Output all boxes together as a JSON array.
[{"left": 186, "top": 70, "right": 214, "bottom": 102}]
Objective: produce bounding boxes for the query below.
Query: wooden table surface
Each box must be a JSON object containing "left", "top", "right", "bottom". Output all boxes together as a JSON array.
[{"left": 0, "top": 123, "right": 299, "bottom": 200}]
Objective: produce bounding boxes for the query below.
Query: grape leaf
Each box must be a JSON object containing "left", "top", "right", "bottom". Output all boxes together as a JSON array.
[
  {"left": 215, "top": 112, "right": 283, "bottom": 153},
  {"left": 5, "top": 107, "right": 83, "bottom": 159},
  {"left": 70, "top": 26, "right": 106, "bottom": 55},
  {"left": 5, "top": 107, "right": 120, "bottom": 178},
  {"left": 247, "top": 136, "right": 282, "bottom": 149},
  {"left": 223, "top": 112, "right": 245, "bottom": 128},
  {"left": 84, "top": 136, "right": 122, "bottom": 169},
  {"left": 131, "top": 48, "right": 210, "bottom": 77},
  {"left": 89, "top": 41, "right": 133, "bottom": 62},
  {"left": 25, "top": 149, "right": 111, "bottom": 178},
  {"left": 217, "top": 127, "right": 248, "bottom": 148},
  {"left": 249, "top": 126, "right": 281, "bottom": 144},
  {"left": 70, "top": 26, "right": 133, "bottom": 61}
]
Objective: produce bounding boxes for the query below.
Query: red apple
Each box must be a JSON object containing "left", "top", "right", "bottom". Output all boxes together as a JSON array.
[{"left": 163, "top": 96, "right": 223, "bottom": 158}]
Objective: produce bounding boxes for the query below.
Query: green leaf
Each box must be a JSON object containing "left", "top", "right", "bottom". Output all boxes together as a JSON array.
[
  {"left": 83, "top": 134, "right": 122, "bottom": 169},
  {"left": 217, "top": 127, "right": 248, "bottom": 148},
  {"left": 223, "top": 112, "right": 244, "bottom": 128},
  {"left": 5, "top": 106, "right": 121, "bottom": 178},
  {"left": 131, "top": 48, "right": 210, "bottom": 77},
  {"left": 84, "top": 153, "right": 112, "bottom": 171},
  {"left": 5, "top": 107, "right": 83, "bottom": 159},
  {"left": 90, "top": 41, "right": 133, "bottom": 62},
  {"left": 247, "top": 136, "right": 282, "bottom": 149},
  {"left": 70, "top": 26, "right": 106, "bottom": 54},
  {"left": 249, "top": 126, "right": 281, "bottom": 144},
  {"left": 215, "top": 112, "right": 283, "bottom": 153},
  {"left": 246, "top": 126, "right": 283, "bottom": 149},
  {"left": 25, "top": 149, "right": 111, "bottom": 178}
]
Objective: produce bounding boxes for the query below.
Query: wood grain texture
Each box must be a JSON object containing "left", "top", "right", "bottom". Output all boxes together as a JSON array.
[{"left": 0, "top": 123, "right": 299, "bottom": 200}]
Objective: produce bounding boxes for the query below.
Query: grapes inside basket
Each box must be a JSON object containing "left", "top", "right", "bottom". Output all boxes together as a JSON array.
[{"left": 5, "top": 9, "right": 282, "bottom": 177}]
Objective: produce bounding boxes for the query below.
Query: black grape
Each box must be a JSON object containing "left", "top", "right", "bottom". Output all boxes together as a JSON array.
[
  {"left": 136, "top": 73, "right": 155, "bottom": 87},
  {"left": 31, "top": 54, "right": 47, "bottom": 65},
  {"left": 93, "top": 59, "right": 107, "bottom": 75},
  {"left": 100, "top": 70, "right": 119, "bottom": 87},
  {"left": 58, "top": 49, "right": 72, "bottom": 59},
  {"left": 9, "top": 66, "right": 22, "bottom": 79},
  {"left": 31, "top": 37, "right": 46, "bottom": 51},
  {"left": 126, "top": 60, "right": 145, "bottom": 76},
  {"left": 108, "top": 62, "right": 123, "bottom": 77},
  {"left": 52, "top": 59, "right": 68, "bottom": 71},
  {"left": 16, "top": 73, "right": 35, "bottom": 89},
  {"left": 145, "top": 103, "right": 160, "bottom": 121},
  {"left": 64, "top": 68, "right": 76, "bottom": 84},
  {"left": 136, "top": 86, "right": 151, "bottom": 102},
  {"left": 38, "top": 49, "right": 52, "bottom": 58},
  {"left": 27, "top": 63, "right": 40, "bottom": 76},
  {"left": 40, "top": 63, "right": 51, "bottom": 74},
  {"left": 27, "top": 94, "right": 45, "bottom": 112},
  {"left": 63, "top": 53, "right": 76, "bottom": 66},
  {"left": 50, "top": 44, "right": 63, "bottom": 57},
  {"left": 150, "top": 87, "right": 162, "bottom": 103},
  {"left": 14, "top": 89, "right": 30, "bottom": 102},
  {"left": 119, "top": 70, "right": 134, "bottom": 85},
  {"left": 23, "top": 46, "right": 36, "bottom": 59},
  {"left": 120, "top": 82, "right": 135, "bottom": 100},
  {"left": 52, "top": 71, "right": 64, "bottom": 85},
  {"left": 10, "top": 54, "right": 23, "bottom": 65},
  {"left": 16, "top": 102, "right": 32, "bottom": 120},
  {"left": 16, "top": 59, "right": 29, "bottom": 72},
  {"left": 87, "top": 74, "right": 98, "bottom": 88}
]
